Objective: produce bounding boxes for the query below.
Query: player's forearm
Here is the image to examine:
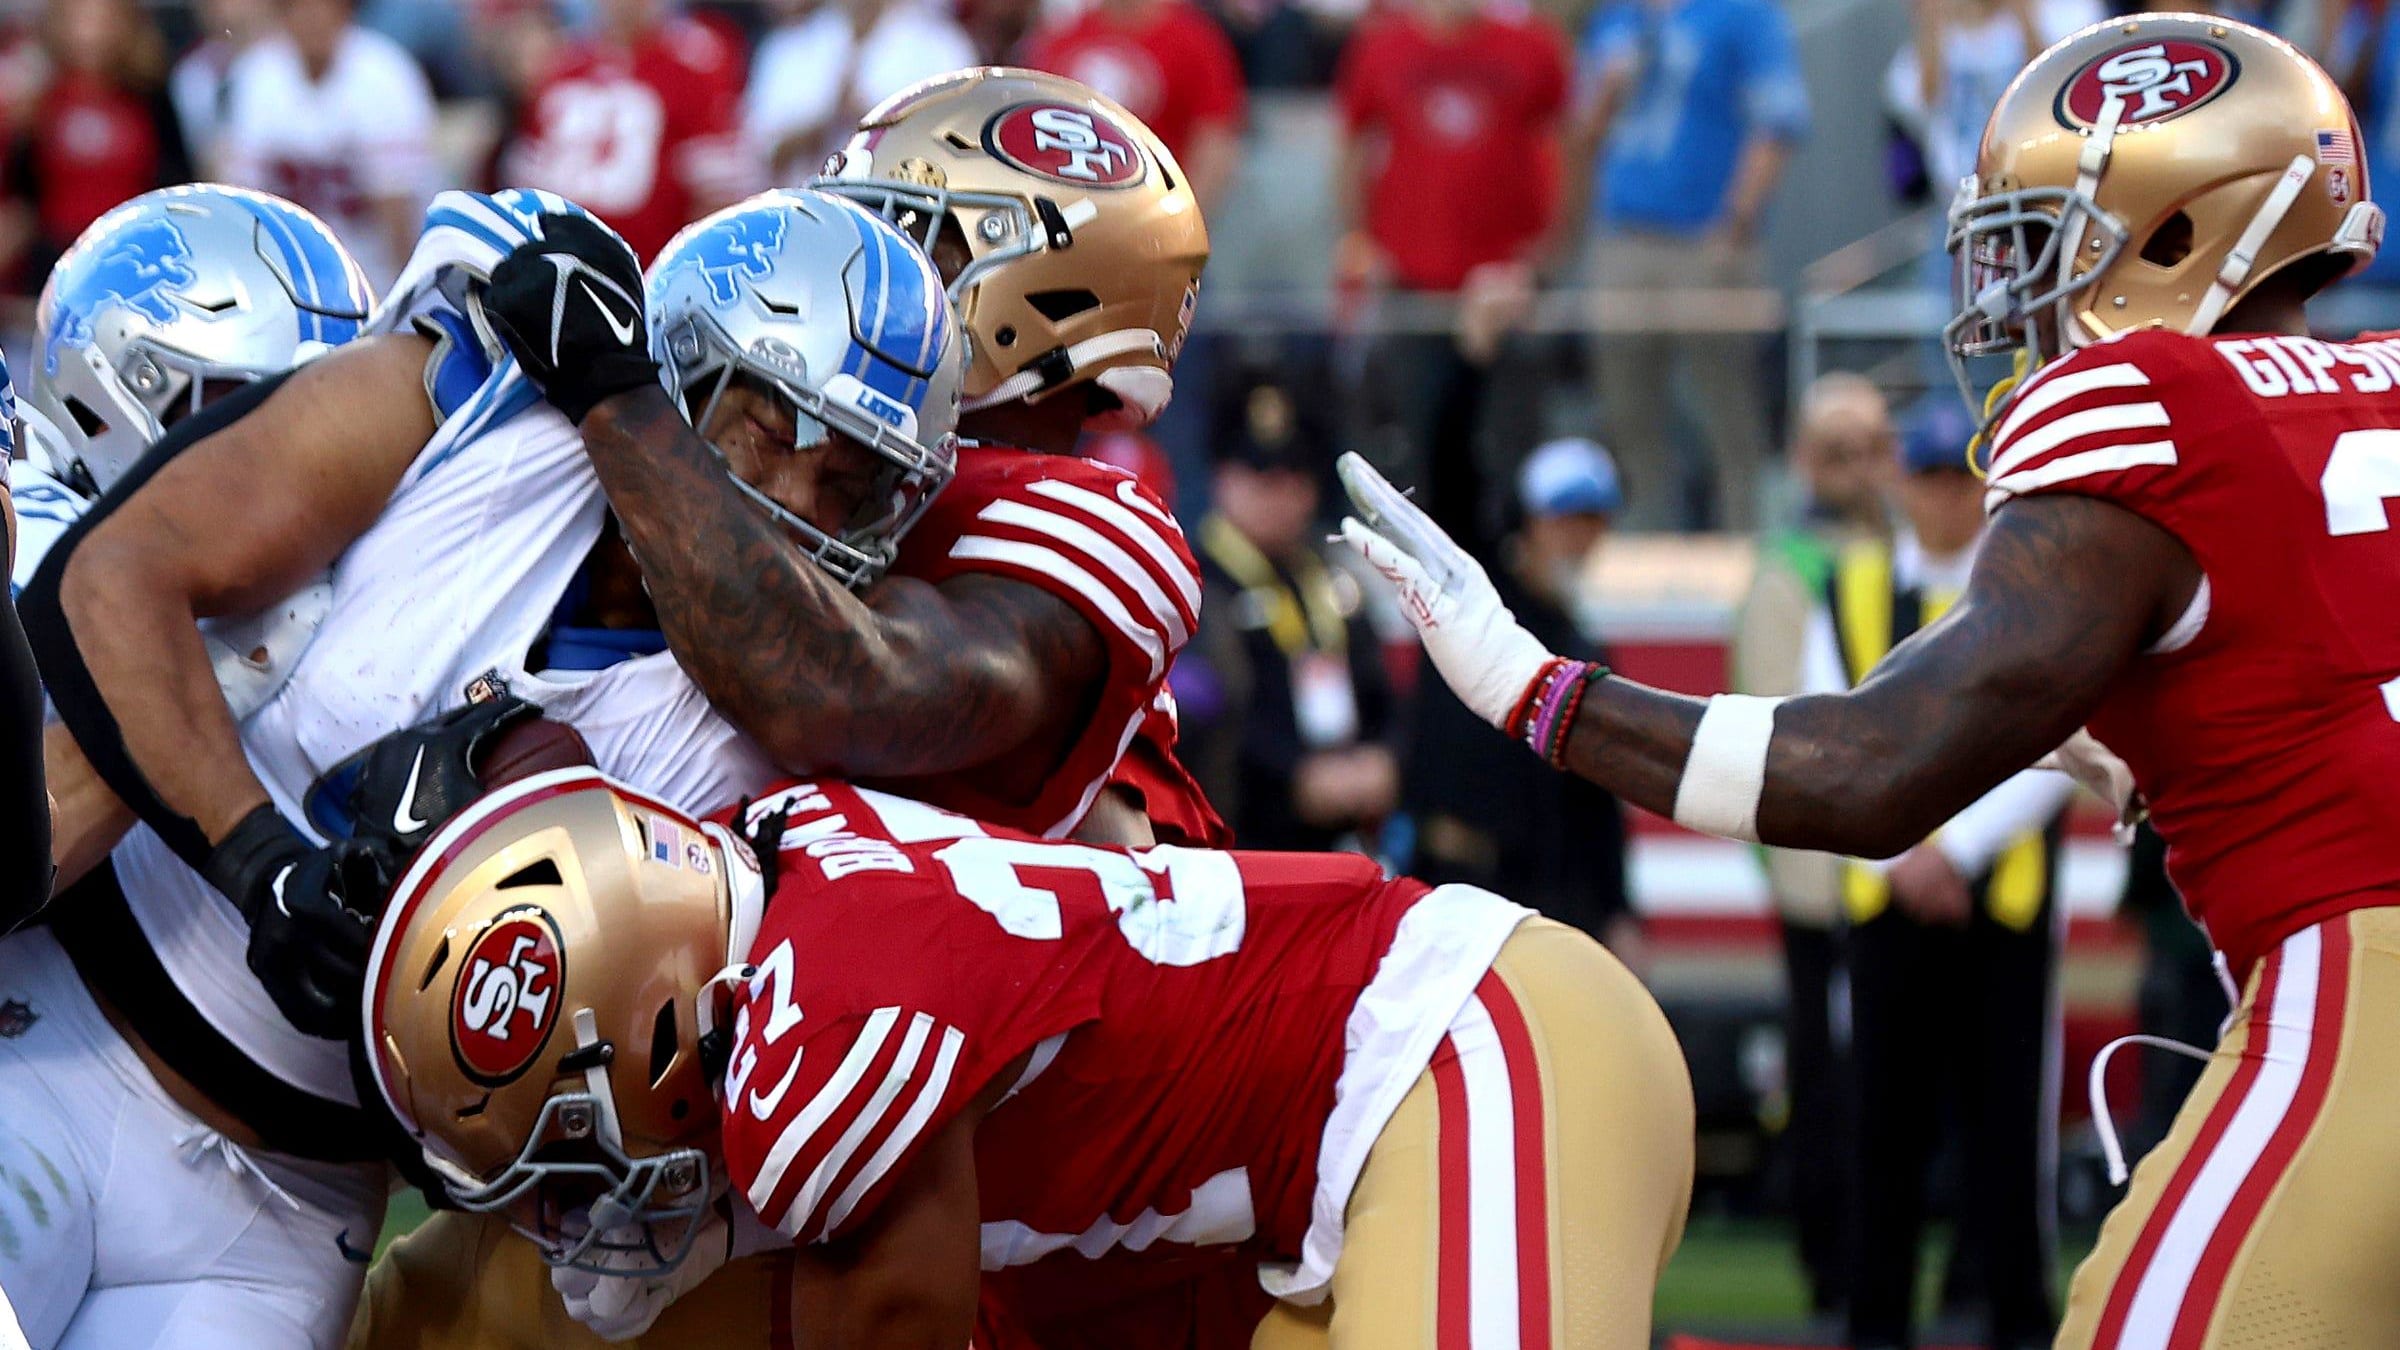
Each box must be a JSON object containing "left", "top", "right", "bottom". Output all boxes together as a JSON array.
[
  {"left": 576, "top": 389, "right": 1026, "bottom": 776},
  {"left": 1558, "top": 674, "right": 2011, "bottom": 858},
  {"left": 1559, "top": 505, "right": 2148, "bottom": 856},
  {"left": 57, "top": 541, "right": 269, "bottom": 842}
]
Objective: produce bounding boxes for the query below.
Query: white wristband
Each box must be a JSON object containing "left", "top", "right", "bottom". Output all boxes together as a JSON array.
[{"left": 1672, "top": 694, "right": 1782, "bottom": 843}]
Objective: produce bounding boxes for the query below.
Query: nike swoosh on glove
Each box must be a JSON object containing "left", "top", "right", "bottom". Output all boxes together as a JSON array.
[
  {"left": 1333, "top": 452, "right": 1556, "bottom": 731},
  {"left": 304, "top": 693, "right": 541, "bottom": 861},
  {"left": 552, "top": 1212, "right": 731, "bottom": 1343},
  {"left": 481, "top": 212, "right": 660, "bottom": 425}
]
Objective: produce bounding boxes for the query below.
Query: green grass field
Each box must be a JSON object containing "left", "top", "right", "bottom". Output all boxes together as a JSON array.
[
  {"left": 1655, "top": 1214, "right": 2097, "bottom": 1340},
  {"left": 376, "top": 1201, "right": 2093, "bottom": 1340}
]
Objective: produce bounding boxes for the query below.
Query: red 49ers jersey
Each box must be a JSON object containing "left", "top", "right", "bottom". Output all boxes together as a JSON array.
[
  {"left": 1111, "top": 689, "right": 1234, "bottom": 847},
  {"left": 711, "top": 780, "right": 1525, "bottom": 1318},
  {"left": 886, "top": 446, "right": 1212, "bottom": 839},
  {"left": 504, "top": 20, "right": 749, "bottom": 260},
  {"left": 1985, "top": 327, "right": 2400, "bottom": 974}
]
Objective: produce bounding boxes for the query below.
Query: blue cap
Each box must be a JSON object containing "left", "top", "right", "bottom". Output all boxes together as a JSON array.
[
  {"left": 1518, "top": 437, "right": 1624, "bottom": 518},
  {"left": 1899, "top": 394, "right": 1977, "bottom": 475}
]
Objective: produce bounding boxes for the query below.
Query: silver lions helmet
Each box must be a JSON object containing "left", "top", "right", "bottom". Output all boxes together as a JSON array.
[
  {"left": 647, "top": 188, "right": 963, "bottom": 589},
  {"left": 33, "top": 184, "right": 376, "bottom": 495}
]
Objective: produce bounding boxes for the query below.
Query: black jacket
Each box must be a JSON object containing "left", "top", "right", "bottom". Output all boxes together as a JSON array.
[{"left": 1403, "top": 565, "right": 1630, "bottom": 938}]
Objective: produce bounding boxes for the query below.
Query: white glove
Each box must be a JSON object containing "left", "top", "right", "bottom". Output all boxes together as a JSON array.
[
  {"left": 551, "top": 1211, "right": 732, "bottom": 1343},
  {"left": 1334, "top": 452, "right": 1555, "bottom": 730},
  {"left": 2037, "top": 728, "right": 2143, "bottom": 842}
]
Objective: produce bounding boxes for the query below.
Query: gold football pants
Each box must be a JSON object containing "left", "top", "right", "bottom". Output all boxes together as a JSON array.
[
  {"left": 2060, "top": 906, "right": 2400, "bottom": 1349},
  {"left": 1250, "top": 917, "right": 1693, "bottom": 1350}
]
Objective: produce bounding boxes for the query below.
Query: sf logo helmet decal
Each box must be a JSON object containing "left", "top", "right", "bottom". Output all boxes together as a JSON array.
[
  {"left": 450, "top": 907, "right": 566, "bottom": 1085},
  {"left": 2057, "top": 39, "right": 2239, "bottom": 129},
  {"left": 986, "top": 103, "right": 1147, "bottom": 188}
]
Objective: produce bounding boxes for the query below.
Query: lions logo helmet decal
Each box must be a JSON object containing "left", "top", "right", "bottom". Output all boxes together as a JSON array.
[
  {"left": 42, "top": 212, "right": 198, "bottom": 376},
  {"left": 450, "top": 906, "right": 566, "bottom": 1085},
  {"left": 659, "top": 207, "right": 790, "bottom": 308},
  {"left": 2056, "top": 38, "right": 2240, "bottom": 129},
  {"left": 984, "top": 102, "right": 1147, "bottom": 188}
]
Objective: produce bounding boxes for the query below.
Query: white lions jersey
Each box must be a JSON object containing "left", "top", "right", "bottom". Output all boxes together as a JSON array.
[{"left": 107, "top": 197, "right": 778, "bottom": 1106}]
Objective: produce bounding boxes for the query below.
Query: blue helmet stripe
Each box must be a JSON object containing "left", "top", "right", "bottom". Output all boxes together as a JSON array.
[
  {"left": 273, "top": 198, "right": 372, "bottom": 331},
  {"left": 889, "top": 218, "right": 941, "bottom": 374},
  {"left": 872, "top": 214, "right": 927, "bottom": 374},
  {"left": 242, "top": 198, "right": 323, "bottom": 344},
  {"left": 846, "top": 204, "right": 944, "bottom": 379},
  {"left": 855, "top": 352, "right": 918, "bottom": 406},
  {"left": 846, "top": 215, "right": 883, "bottom": 385},
  {"left": 865, "top": 213, "right": 897, "bottom": 362}
]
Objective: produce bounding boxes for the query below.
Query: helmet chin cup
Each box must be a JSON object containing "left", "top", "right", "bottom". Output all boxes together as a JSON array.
[{"left": 2337, "top": 201, "right": 2386, "bottom": 264}]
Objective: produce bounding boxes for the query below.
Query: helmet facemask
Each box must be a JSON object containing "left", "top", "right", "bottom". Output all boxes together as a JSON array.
[
  {"left": 1943, "top": 178, "right": 2130, "bottom": 424},
  {"left": 427, "top": 1009, "right": 717, "bottom": 1278},
  {"left": 657, "top": 305, "right": 957, "bottom": 591}
]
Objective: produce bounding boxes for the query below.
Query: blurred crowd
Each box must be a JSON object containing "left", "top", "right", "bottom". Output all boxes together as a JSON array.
[{"left": 4, "top": 0, "right": 2397, "bottom": 534}]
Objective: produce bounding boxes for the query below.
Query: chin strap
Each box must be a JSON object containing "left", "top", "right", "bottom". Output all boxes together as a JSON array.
[
  {"left": 2058, "top": 99, "right": 2126, "bottom": 312},
  {"left": 2188, "top": 154, "right": 2317, "bottom": 335},
  {"left": 967, "top": 329, "right": 1169, "bottom": 417}
]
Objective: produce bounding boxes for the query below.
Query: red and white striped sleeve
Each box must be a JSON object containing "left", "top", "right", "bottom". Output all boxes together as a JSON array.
[
  {"left": 722, "top": 1002, "right": 979, "bottom": 1245},
  {"left": 944, "top": 465, "right": 1203, "bottom": 684},
  {"left": 1982, "top": 336, "right": 2190, "bottom": 517},
  {"left": 892, "top": 448, "right": 1205, "bottom": 834}
]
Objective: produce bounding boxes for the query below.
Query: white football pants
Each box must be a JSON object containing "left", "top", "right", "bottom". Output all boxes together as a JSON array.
[{"left": 0, "top": 928, "right": 385, "bottom": 1349}]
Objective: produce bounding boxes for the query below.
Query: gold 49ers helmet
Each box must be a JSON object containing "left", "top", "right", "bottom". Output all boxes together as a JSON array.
[
  {"left": 817, "top": 67, "right": 1208, "bottom": 428},
  {"left": 1947, "top": 14, "right": 2383, "bottom": 392},
  {"left": 361, "top": 769, "right": 760, "bottom": 1275}
]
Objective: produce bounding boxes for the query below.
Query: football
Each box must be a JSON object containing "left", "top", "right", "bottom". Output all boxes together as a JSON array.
[{"left": 473, "top": 714, "right": 595, "bottom": 788}]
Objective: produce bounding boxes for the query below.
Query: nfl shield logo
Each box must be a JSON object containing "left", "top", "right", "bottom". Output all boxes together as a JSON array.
[{"left": 0, "top": 999, "right": 38, "bottom": 1039}]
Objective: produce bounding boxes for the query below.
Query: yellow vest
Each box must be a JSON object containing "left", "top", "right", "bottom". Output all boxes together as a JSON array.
[{"left": 1829, "top": 540, "right": 2055, "bottom": 931}]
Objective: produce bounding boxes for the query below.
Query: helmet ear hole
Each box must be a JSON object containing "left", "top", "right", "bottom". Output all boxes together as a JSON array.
[
  {"left": 496, "top": 859, "right": 563, "bottom": 890},
  {"left": 1026, "top": 289, "right": 1100, "bottom": 322},
  {"left": 648, "top": 1001, "right": 680, "bottom": 1088},
  {"left": 2141, "top": 211, "right": 2196, "bottom": 268},
  {"left": 63, "top": 396, "right": 107, "bottom": 439}
]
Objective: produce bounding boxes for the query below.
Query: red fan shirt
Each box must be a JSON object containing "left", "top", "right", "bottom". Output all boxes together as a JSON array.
[
  {"left": 1021, "top": 2, "right": 1246, "bottom": 166},
  {"left": 504, "top": 18, "right": 749, "bottom": 260},
  {"left": 1985, "top": 326, "right": 2400, "bottom": 975},
  {"left": 16, "top": 72, "right": 170, "bottom": 252},
  {"left": 1334, "top": 9, "right": 1568, "bottom": 292}
]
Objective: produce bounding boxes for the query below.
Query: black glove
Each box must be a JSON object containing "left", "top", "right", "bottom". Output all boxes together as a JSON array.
[
  {"left": 481, "top": 212, "right": 659, "bottom": 424},
  {"left": 304, "top": 694, "right": 541, "bottom": 862},
  {"left": 203, "top": 805, "right": 392, "bottom": 1041}
]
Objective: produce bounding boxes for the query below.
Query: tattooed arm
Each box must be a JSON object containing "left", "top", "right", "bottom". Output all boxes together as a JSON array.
[
  {"left": 577, "top": 387, "right": 1106, "bottom": 779},
  {"left": 1551, "top": 495, "right": 2196, "bottom": 855}
]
